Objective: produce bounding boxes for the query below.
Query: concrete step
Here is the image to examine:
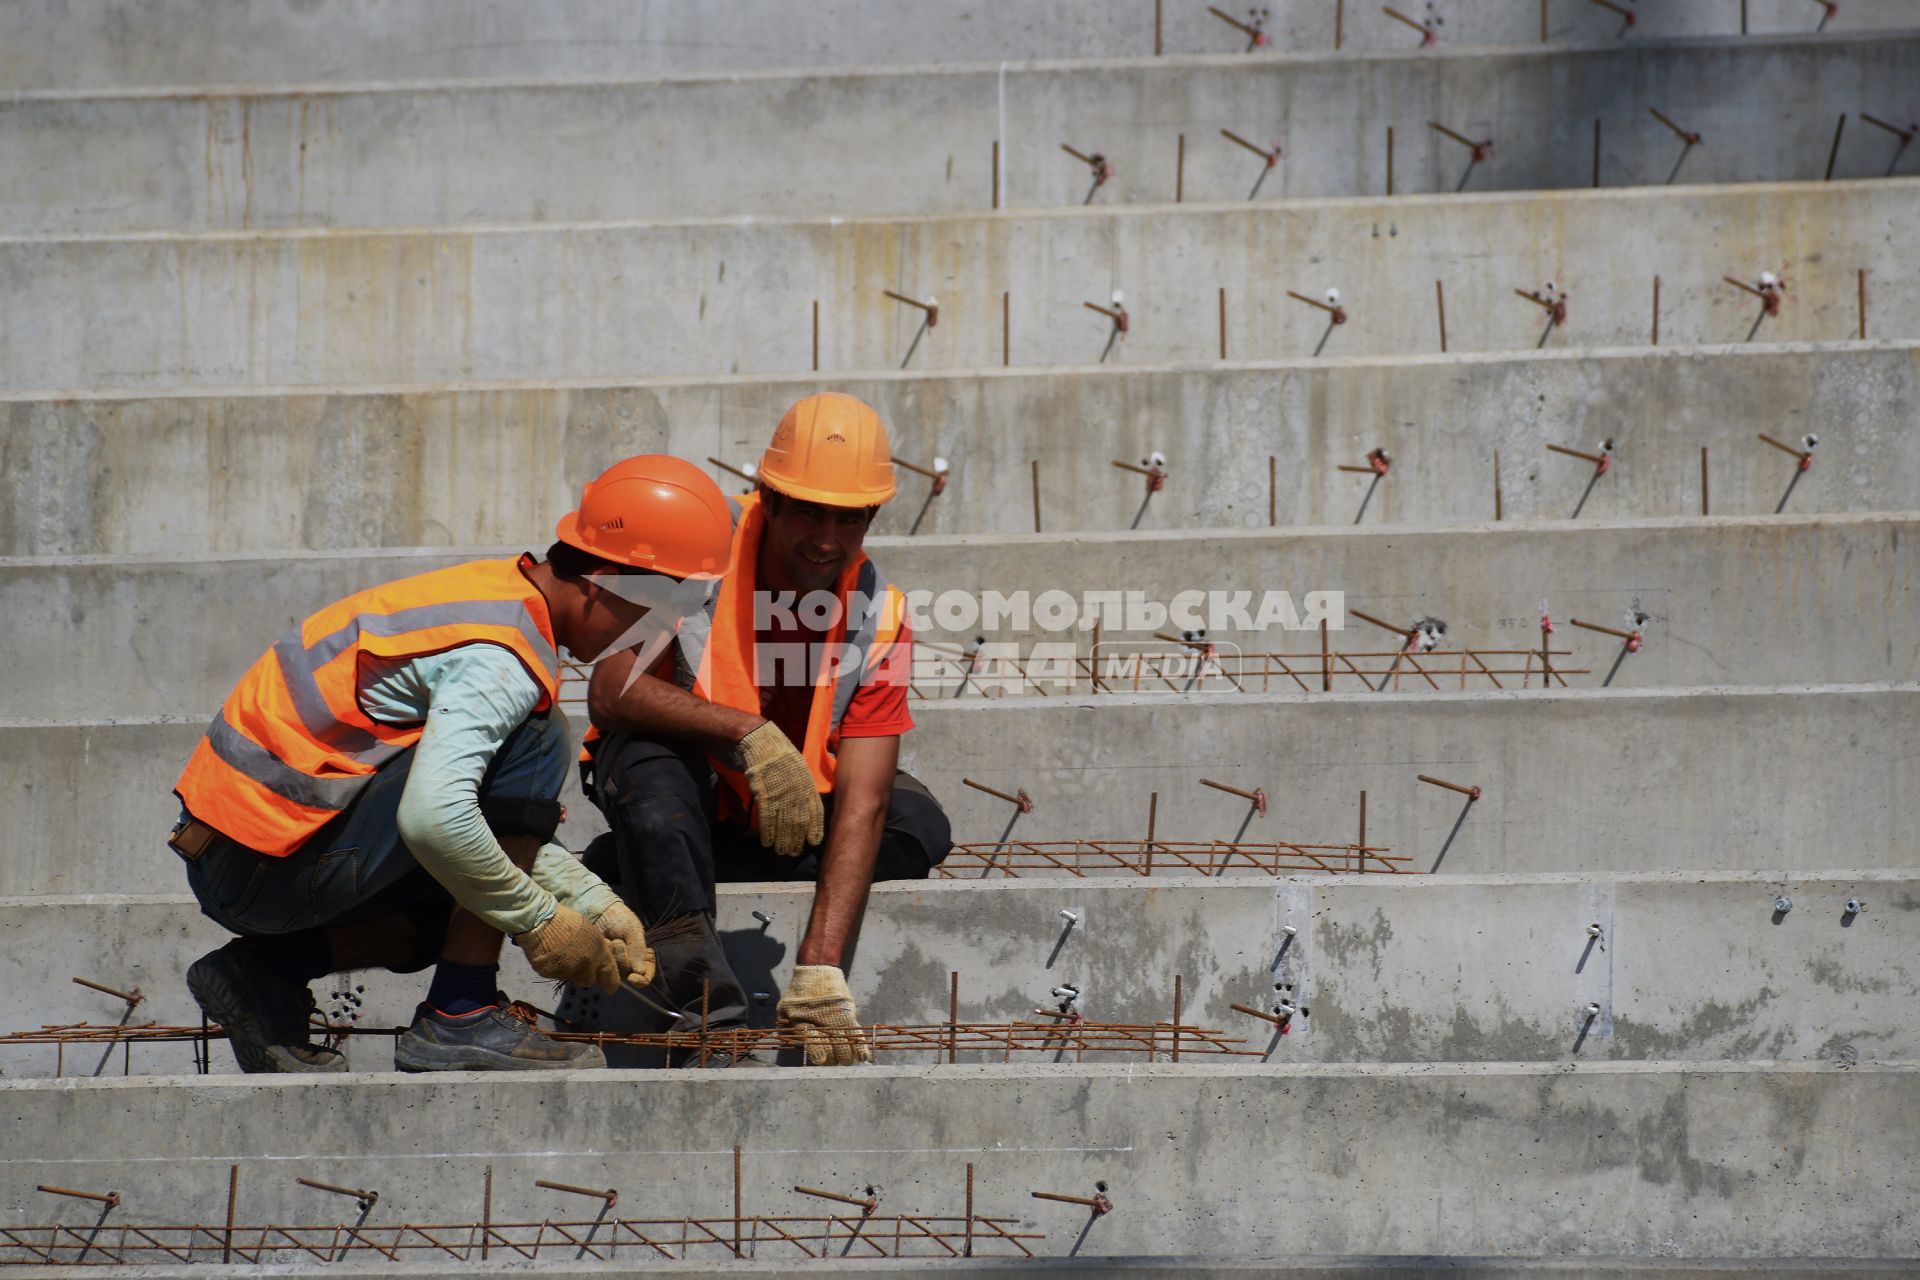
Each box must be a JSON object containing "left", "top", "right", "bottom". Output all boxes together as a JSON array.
[
  {"left": 2, "top": 516, "right": 1910, "bottom": 722},
  {"left": 2, "top": 1062, "right": 1914, "bottom": 1260},
  {"left": 2, "top": 181, "right": 1905, "bottom": 390},
  {"left": 7, "top": 38, "right": 1916, "bottom": 234},
  {"left": 4, "top": 1261, "right": 1913, "bottom": 1280},
  {"left": 4, "top": 343, "right": 1913, "bottom": 555},
  {"left": 7, "top": 0, "right": 1913, "bottom": 89},
  {"left": 5, "top": 685, "right": 1915, "bottom": 898},
  {"left": 0, "top": 871, "right": 1908, "bottom": 1079}
]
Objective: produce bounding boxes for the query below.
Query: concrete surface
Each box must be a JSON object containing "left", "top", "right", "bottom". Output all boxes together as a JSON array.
[
  {"left": 3, "top": 515, "right": 1910, "bottom": 720},
  {"left": 6, "top": 0, "right": 1915, "bottom": 88},
  {"left": 4, "top": 342, "right": 1914, "bottom": 553},
  {"left": 2, "top": 180, "right": 1908, "bottom": 390},
  {"left": 1, "top": 1062, "right": 1915, "bottom": 1259},
  {"left": 7, "top": 38, "right": 1917, "bottom": 234},
  {"left": 5, "top": 6, "right": 1917, "bottom": 1273},
  {"left": 0, "top": 871, "right": 1909, "bottom": 1078},
  {"left": 3, "top": 684, "right": 1913, "bottom": 898}
]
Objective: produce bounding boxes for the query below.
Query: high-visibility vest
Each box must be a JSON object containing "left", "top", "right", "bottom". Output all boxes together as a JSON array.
[
  {"left": 175, "top": 557, "right": 563, "bottom": 856},
  {"left": 672, "top": 493, "right": 908, "bottom": 809}
]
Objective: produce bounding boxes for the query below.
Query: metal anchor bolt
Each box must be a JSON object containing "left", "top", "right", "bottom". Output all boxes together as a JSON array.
[
  {"left": 1586, "top": 923, "right": 1604, "bottom": 939},
  {"left": 1059, "top": 909, "right": 1081, "bottom": 926},
  {"left": 751, "top": 910, "right": 775, "bottom": 926},
  {"left": 1582, "top": 1003, "right": 1601, "bottom": 1018},
  {"left": 1845, "top": 899, "right": 1865, "bottom": 916},
  {"left": 1775, "top": 896, "right": 1794, "bottom": 915}
]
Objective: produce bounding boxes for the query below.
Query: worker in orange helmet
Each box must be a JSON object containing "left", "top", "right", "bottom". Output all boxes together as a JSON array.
[
  {"left": 170, "top": 456, "right": 733, "bottom": 1073},
  {"left": 576, "top": 393, "right": 951, "bottom": 1067}
]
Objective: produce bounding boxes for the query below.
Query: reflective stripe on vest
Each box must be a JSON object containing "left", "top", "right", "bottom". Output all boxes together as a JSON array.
[{"left": 175, "top": 558, "right": 562, "bottom": 856}]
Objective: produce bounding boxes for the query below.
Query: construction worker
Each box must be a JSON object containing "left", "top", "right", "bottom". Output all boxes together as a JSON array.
[
  {"left": 579, "top": 393, "right": 951, "bottom": 1067},
  {"left": 170, "top": 456, "right": 734, "bottom": 1072}
]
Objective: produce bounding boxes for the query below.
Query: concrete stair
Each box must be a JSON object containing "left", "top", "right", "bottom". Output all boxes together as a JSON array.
[
  {"left": 7, "top": 683, "right": 1918, "bottom": 898},
  {"left": 4, "top": 517, "right": 1914, "bottom": 722},
  {"left": 8, "top": 0, "right": 1917, "bottom": 89},
  {"left": 6, "top": 37, "right": 1917, "bottom": 234},
  {"left": 2, "top": 870, "right": 1910, "bottom": 1078},
  {"left": 3, "top": 181, "right": 1912, "bottom": 391},
  {"left": 2, "top": 1, "right": 1915, "bottom": 1273},
  {"left": 4, "top": 345, "right": 1917, "bottom": 552}
]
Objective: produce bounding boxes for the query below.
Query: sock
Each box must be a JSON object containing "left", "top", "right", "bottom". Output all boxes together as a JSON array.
[
  {"left": 426, "top": 961, "right": 499, "bottom": 1016},
  {"left": 253, "top": 930, "right": 332, "bottom": 985}
]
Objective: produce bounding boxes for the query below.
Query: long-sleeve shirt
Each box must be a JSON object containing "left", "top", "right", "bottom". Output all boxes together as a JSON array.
[{"left": 363, "top": 644, "right": 617, "bottom": 936}]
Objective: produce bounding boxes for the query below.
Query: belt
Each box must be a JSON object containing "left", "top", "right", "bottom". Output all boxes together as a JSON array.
[{"left": 168, "top": 817, "right": 220, "bottom": 861}]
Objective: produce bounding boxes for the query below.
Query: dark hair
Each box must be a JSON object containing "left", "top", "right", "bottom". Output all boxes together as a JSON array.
[
  {"left": 758, "top": 485, "right": 881, "bottom": 523},
  {"left": 544, "top": 539, "right": 626, "bottom": 580}
]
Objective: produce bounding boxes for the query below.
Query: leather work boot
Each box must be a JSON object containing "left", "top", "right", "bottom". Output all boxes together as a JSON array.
[
  {"left": 394, "top": 997, "right": 607, "bottom": 1072},
  {"left": 186, "top": 938, "right": 348, "bottom": 1074},
  {"left": 554, "top": 911, "right": 755, "bottom": 1067}
]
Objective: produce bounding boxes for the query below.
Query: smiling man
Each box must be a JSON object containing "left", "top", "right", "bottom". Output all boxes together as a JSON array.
[
  {"left": 170, "top": 456, "right": 734, "bottom": 1072},
  {"left": 581, "top": 393, "right": 952, "bottom": 1067}
]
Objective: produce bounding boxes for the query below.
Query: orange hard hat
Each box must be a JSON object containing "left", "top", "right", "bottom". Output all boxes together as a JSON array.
[
  {"left": 757, "top": 393, "right": 898, "bottom": 507},
  {"left": 554, "top": 455, "right": 733, "bottom": 578}
]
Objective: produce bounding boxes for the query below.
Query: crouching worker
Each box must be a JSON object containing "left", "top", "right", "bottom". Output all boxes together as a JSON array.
[
  {"left": 580, "top": 394, "right": 952, "bottom": 1067},
  {"left": 170, "top": 456, "right": 733, "bottom": 1072}
]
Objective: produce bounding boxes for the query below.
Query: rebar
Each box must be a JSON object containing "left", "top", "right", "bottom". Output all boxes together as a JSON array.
[
  {"left": 935, "top": 838, "right": 1407, "bottom": 878},
  {"left": 1031, "top": 1190, "right": 1112, "bottom": 1216},
  {"left": 1199, "top": 778, "right": 1267, "bottom": 815},
  {"left": 35, "top": 1187, "right": 120, "bottom": 1209},
  {"left": 535, "top": 1182, "right": 618, "bottom": 1209},
  {"left": 0, "top": 1018, "right": 1263, "bottom": 1063},
  {"left": 295, "top": 1179, "right": 377, "bottom": 1213},
  {"left": 898, "top": 647, "right": 1585, "bottom": 701},
  {"left": 70, "top": 977, "right": 142, "bottom": 1008},
  {"left": 0, "top": 1215, "right": 1043, "bottom": 1265},
  {"left": 962, "top": 777, "right": 1034, "bottom": 813},
  {"left": 1416, "top": 774, "right": 1482, "bottom": 801},
  {"left": 793, "top": 1186, "right": 877, "bottom": 1215}
]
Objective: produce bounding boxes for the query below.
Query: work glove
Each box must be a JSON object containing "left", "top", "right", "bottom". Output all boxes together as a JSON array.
[
  {"left": 726, "top": 721, "right": 825, "bottom": 858},
  {"left": 589, "top": 900, "right": 657, "bottom": 988},
  {"left": 513, "top": 905, "right": 621, "bottom": 994},
  {"left": 777, "top": 965, "right": 872, "bottom": 1066}
]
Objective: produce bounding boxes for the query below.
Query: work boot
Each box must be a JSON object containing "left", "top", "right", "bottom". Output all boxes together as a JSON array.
[
  {"left": 394, "top": 996, "right": 607, "bottom": 1072},
  {"left": 554, "top": 911, "right": 753, "bottom": 1067},
  {"left": 186, "top": 939, "right": 347, "bottom": 1074}
]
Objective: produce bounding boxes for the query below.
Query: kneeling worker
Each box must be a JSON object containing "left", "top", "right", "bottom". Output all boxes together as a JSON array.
[
  {"left": 583, "top": 393, "right": 952, "bottom": 1066},
  {"left": 170, "top": 456, "right": 734, "bottom": 1072}
]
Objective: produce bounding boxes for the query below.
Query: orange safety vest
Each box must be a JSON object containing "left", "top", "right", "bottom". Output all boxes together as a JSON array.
[
  {"left": 175, "top": 557, "right": 563, "bottom": 856},
  {"left": 675, "top": 492, "right": 907, "bottom": 810}
]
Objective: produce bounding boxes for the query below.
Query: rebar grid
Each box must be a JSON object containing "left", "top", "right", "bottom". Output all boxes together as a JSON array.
[
  {"left": 563, "top": 647, "right": 1589, "bottom": 708},
  {"left": 0, "top": 1019, "right": 1259, "bottom": 1061},
  {"left": 0, "top": 1213, "right": 1041, "bottom": 1266},
  {"left": 906, "top": 647, "right": 1588, "bottom": 699},
  {"left": 937, "top": 839, "right": 1409, "bottom": 878}
]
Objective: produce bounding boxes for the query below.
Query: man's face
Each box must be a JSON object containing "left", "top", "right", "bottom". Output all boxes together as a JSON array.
[
  {"left": 572, "top": 570, "right": 711, "bottom": 663},
  {"left": 759, "top": 494, "right": 875, "bottom": 594}
]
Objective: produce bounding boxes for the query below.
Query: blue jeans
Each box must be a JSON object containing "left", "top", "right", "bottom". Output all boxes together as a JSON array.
[{"left": 185, "top": 712, "right": 570, "bottom": 938}]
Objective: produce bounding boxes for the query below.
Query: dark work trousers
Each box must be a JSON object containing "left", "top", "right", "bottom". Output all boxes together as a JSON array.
[
  {"left": 184, "top": 712, "right": 571, "bottom": 973},
  {"left": 582, "top": 730, "right": 951, "bottom": 1031}
]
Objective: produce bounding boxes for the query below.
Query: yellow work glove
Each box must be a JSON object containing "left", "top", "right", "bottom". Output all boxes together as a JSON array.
[
  {"left": 777, "top": 965, "right": 872, "bottom": 1066},
  {"left": 589, "top": 900, "right": 657, "bottom": 987},
  {"left": 513, "top": 905, "right": 621, "bottom": 994},
  {"left": 728, "top": 721, "right": 825, "bottom": 858}
]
